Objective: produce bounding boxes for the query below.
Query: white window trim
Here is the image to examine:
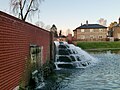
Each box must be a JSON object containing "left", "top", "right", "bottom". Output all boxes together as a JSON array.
[
  {"left": 81, "top": 29, "right": 84, "bottom": 32},
  {"left": 90, "top": 29, "right": 93, "bottom": 32}
]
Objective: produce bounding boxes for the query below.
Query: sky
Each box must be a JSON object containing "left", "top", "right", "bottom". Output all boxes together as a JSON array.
[{"left": 0, "top": 0, "right": 120, "bottom": 35}]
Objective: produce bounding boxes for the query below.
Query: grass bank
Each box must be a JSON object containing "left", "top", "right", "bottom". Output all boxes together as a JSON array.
[{"left": 76, "top": 41, "right": 120, "bottom": 50}]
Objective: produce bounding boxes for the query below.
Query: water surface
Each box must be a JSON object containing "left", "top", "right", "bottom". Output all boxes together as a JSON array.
[{"left": 42, "top": 51, "right": 120, "bottom": 90}]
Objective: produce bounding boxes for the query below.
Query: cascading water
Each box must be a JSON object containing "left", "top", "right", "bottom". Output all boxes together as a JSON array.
[{"left": 54, "top": 41, "right": 98, "bottom": 69}]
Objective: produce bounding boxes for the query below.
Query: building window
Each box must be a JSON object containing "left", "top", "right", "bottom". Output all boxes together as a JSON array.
[
  {"left": 90, "top": 29, "right": 93, "bottom": 32},
  {"left": 90, "top": 35, "right": 94, "bottom": 39},
  {"left": 99, "top": 35, "right": 103, "bottom": 38},
  {"left": 81, "top": 29, "right": 84, "bottom": 32},
  {"left": 30, "top": 45, "right": 42, "bottom": 72},
  {"left": 80, "top": 35, "right": 85, "bottom": 39},
  {"left": 99, "top": 29, "right": 103, "bottom": 32}
]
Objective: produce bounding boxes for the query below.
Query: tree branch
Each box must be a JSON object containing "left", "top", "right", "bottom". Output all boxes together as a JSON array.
[
  {"left": 23, "top": 0, "right": 34, "bottom": 21},
  {"left": 22, "top": 0, "right": 27, "bottom": 10},
  {"left": 19, "top": 0, "right": 24, "bottom": 20},
  {"left": 29, "top": 8, "right": 38, "bottom": 12}
]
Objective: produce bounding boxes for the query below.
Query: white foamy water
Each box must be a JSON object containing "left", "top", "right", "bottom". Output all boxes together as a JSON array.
[{"left": 54, "top": 41, "right": 98, "bottom": 69}]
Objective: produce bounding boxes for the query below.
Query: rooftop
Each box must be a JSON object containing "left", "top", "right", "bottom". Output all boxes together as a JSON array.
[{"left": 76, "top": 24, "right": 107, "bottom": 29}]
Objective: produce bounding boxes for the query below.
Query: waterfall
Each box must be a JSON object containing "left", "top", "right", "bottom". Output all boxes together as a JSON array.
[{"left": 54, "top": 41, "right": 97, "bottom": 69}]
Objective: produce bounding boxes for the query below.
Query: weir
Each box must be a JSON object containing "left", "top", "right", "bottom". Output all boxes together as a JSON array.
[{"left": 54, "top": 41, "right": 97, "bottom": 69}]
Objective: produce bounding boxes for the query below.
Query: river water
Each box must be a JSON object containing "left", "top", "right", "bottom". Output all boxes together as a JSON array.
[{"left": 41, "top": 51, "right": 120, "bottom": 90}]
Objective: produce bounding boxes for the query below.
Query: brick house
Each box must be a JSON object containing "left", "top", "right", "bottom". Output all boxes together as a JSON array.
[
  {"left": 73, "top": 21, "right": 107, "bottom": 41},
  {"left": 112, "top": 18, "right": 120, "bottom": 40},
  {"left": 0, "top": 11, "right": 52, "bottom": 90}
]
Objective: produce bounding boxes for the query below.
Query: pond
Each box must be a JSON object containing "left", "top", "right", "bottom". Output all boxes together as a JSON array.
[{"left": 40, "top": 51, "right": 120, "bottom": 90}]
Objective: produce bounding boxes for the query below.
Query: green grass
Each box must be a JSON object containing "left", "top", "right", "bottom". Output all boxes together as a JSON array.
[{"left": 76, "top": 41, "right": 120, "bottom": 50}]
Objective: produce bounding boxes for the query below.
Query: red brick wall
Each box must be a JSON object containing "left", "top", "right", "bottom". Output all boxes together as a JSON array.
[{"left": 0, "top": 11, "right": 50, "bottom": 90}]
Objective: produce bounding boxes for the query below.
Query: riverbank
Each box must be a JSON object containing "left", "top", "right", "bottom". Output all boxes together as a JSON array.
[
  {"left": 76, "top": 41, "right": 120, "bottom": 51},
  {"left": 85, "top": 48, "right": 120, "bottom": 53}
]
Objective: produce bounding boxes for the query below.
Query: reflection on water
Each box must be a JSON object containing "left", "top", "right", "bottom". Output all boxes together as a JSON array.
[{"left": 41, "top": 51, "right": 120, "bottom": 90}]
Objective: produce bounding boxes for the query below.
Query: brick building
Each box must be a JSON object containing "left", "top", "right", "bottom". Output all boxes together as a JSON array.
[
  {"left": 112, "top": 18, "right": 120, "bottom": 40},
  {"left": 0, "top": 11, "right": 52, "bottom": 89},
  {"left": 73, "top": 21, "right": 107, "bottom": 41}
]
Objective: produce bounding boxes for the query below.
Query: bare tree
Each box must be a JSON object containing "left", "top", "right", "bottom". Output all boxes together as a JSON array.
[
  {"left": 98, "top": 18, "right": 107, "bottom": 26},
  {"left": 45, "top": 25, "right": 51, "bottom": 31},
  {"left": 35, "top": 21, "right": 45, "bottom": 28},
  {"left": 66, "top": 29, "right": 71, "bottom": 35},
  {"left": 10, "top": 0, "right": 44, "bottom": 21},
  {"left": 35, "top": 21, "right": 51, "bottom": 30}
]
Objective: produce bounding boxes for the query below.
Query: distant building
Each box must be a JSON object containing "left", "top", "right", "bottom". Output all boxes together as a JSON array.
[
  {"left": 73, "top": 21, "right": 107, "bottom": 41},
  {"left": 50, "top": 24, "right": 58, "bottom": 38},
  {"left": 112, "top": 18, "right": 120, "bottom": 40},
  {"left": 67, "top": 34, "right": 73, "bottom": 44},
  {"left": 58, "top": 35, "right": 67, "bottom": 41}
]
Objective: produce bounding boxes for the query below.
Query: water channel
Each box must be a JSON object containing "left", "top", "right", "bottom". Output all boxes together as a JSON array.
[{"left": 38, "top": 43, "right": 120, "bottom": 90}]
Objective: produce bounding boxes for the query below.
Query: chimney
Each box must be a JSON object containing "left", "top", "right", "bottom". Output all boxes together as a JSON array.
[
  {"left": 86, "top": 20, "right": 88, "bottom": 26},
  {"left": 81, "top": 23, "right": 82, "bottom": 26}
]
